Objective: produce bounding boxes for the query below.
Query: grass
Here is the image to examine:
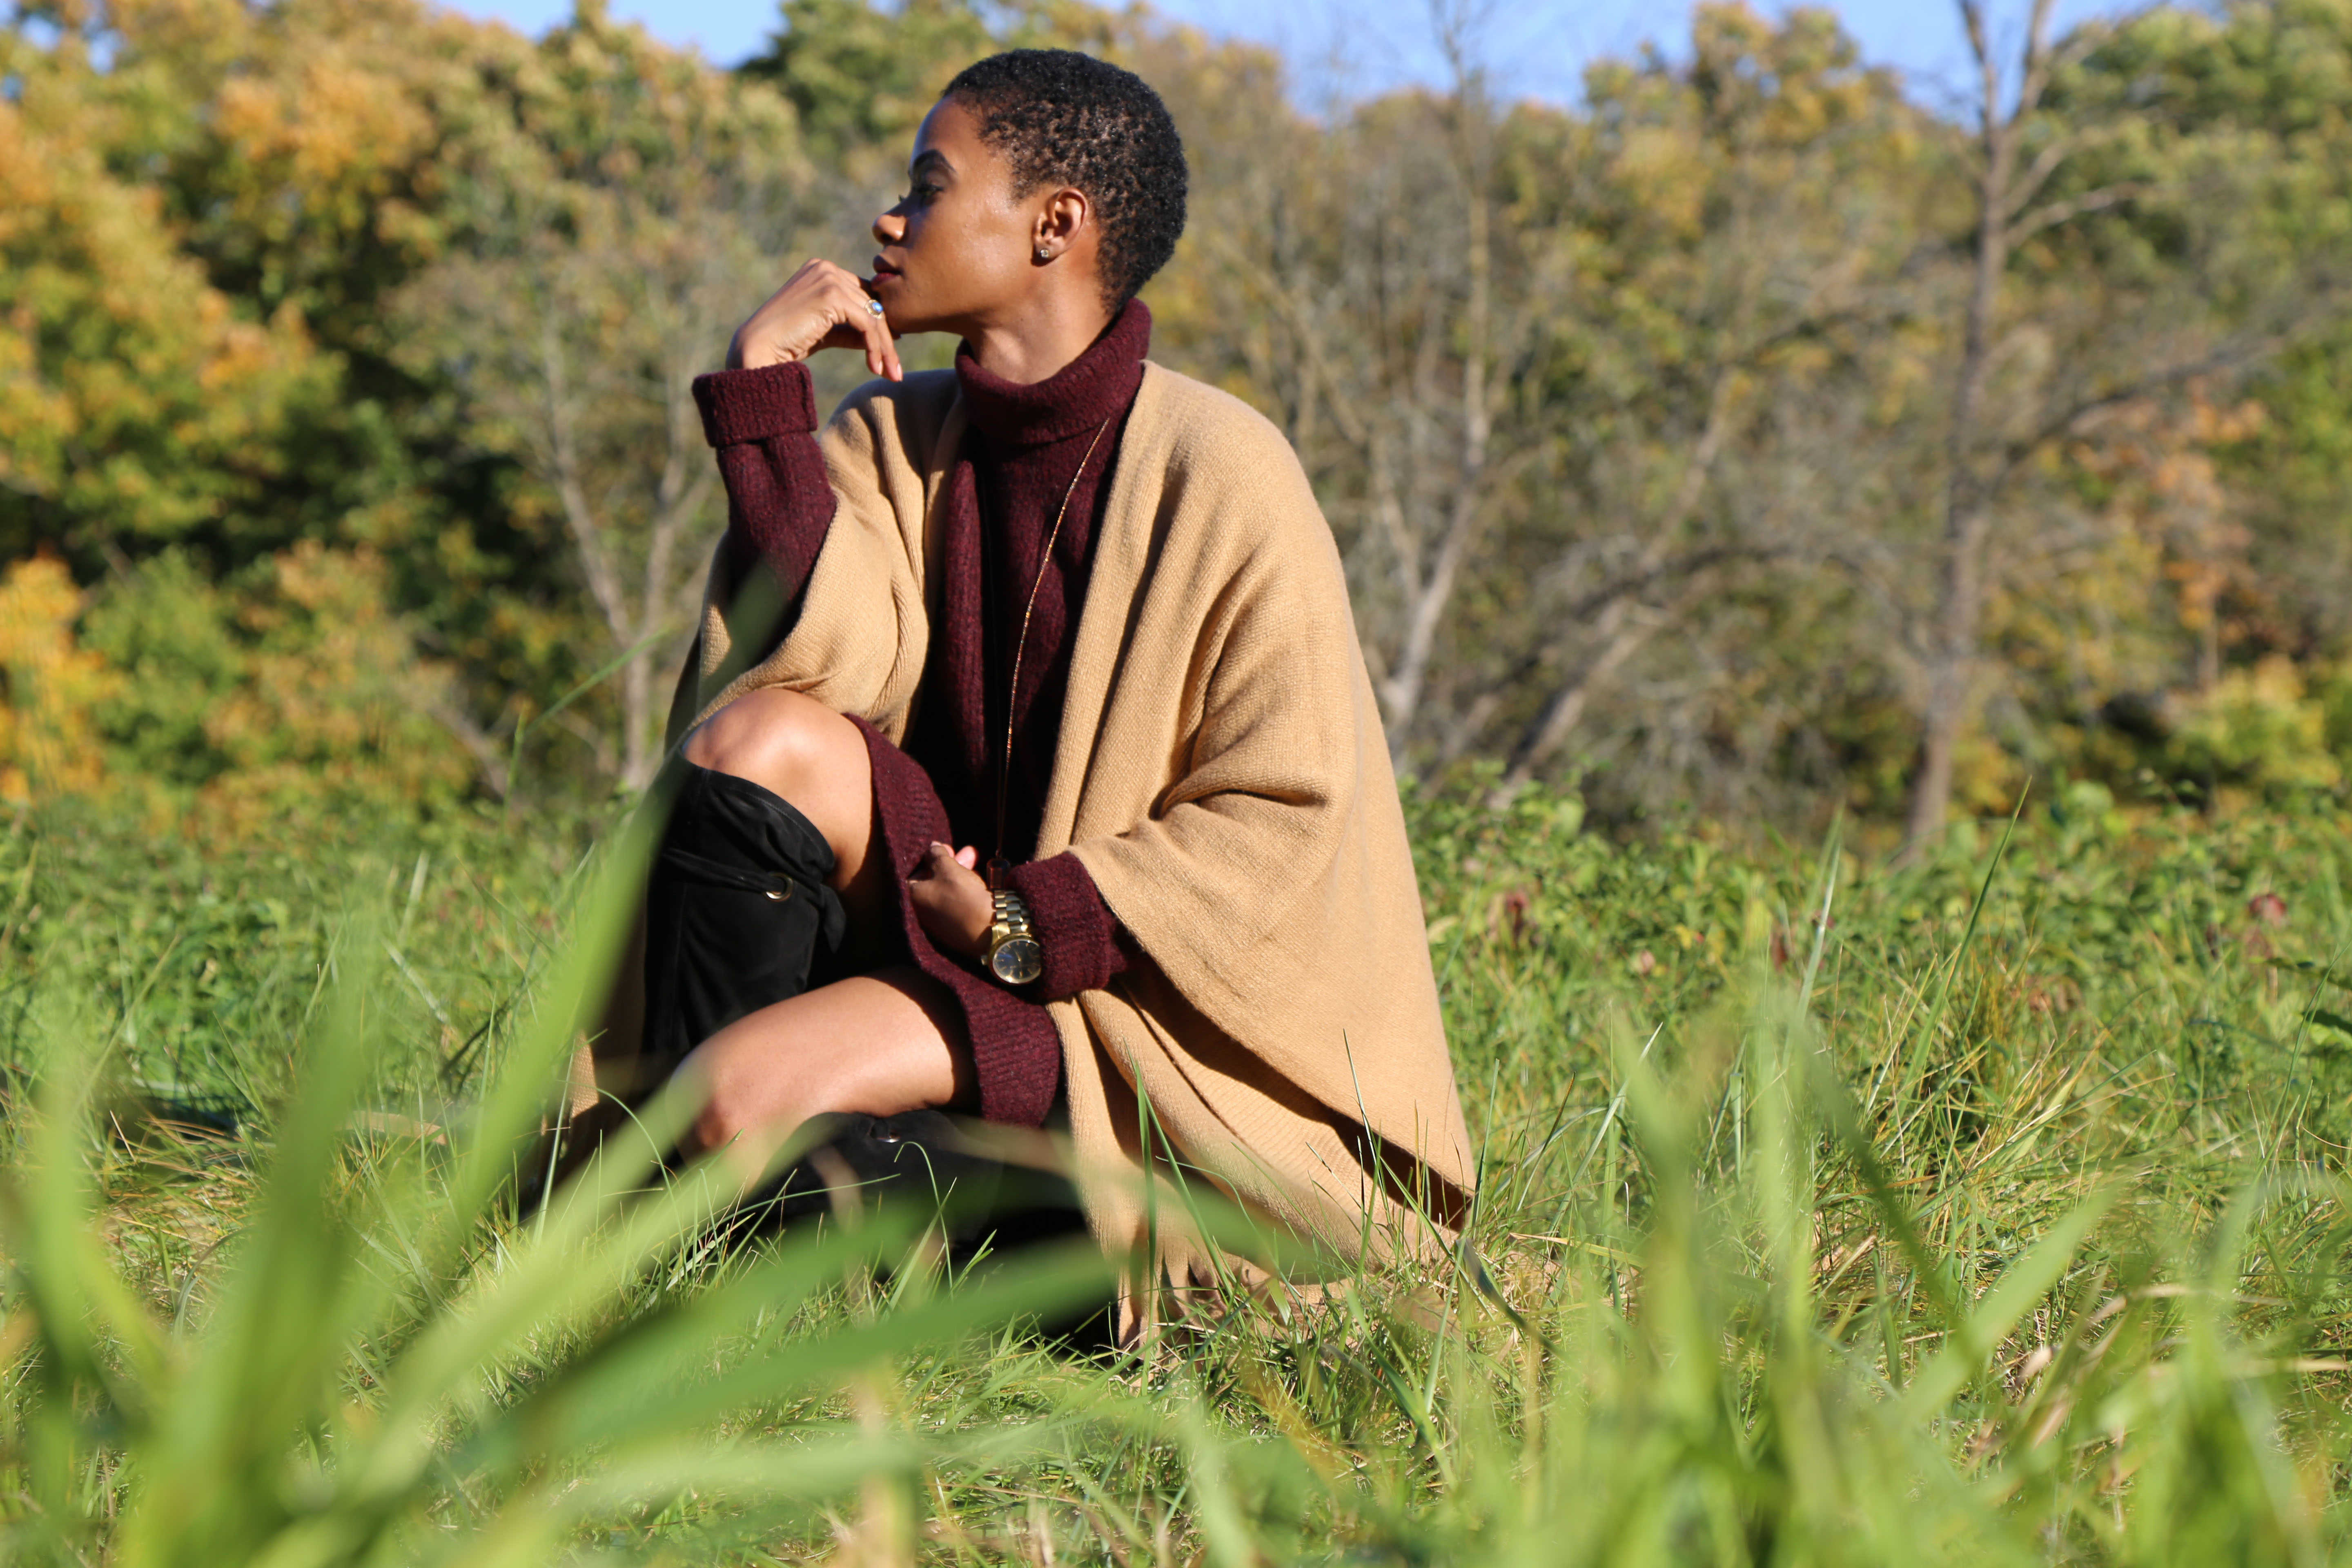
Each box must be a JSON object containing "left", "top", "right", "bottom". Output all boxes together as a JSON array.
[{"left": 5, "top": 775, "right": 2352, "bottom": 1564}]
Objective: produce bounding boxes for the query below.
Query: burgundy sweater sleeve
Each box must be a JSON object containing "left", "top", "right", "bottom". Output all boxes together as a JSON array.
[
  {"left": 690, "top": 361, "right": 836, "bottom": 602},
  {"left": 1005, "top": 851, "right": 1130, "bottom": 1001}
]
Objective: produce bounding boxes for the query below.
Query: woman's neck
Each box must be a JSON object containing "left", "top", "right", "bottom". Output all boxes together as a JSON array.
[
  {"left": 958, "top": 294, "right": 1117, "bottom": 386},
  {"left": 956, "top": 300, "right": 1149, "bottom": 449}
]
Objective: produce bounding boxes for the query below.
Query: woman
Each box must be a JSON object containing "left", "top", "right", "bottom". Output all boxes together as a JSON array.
[{"left": 594, "top": 49, "right": 1471, "bottom": 1305}]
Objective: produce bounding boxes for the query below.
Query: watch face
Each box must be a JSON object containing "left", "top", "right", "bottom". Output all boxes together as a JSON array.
[{"left": 990, "top": 937, "right": 1043, "bottom": 986}]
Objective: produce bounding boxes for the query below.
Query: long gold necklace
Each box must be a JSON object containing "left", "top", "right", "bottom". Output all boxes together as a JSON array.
[{"left": 988, "top": 414, "right": 1116, "bottom": 890}]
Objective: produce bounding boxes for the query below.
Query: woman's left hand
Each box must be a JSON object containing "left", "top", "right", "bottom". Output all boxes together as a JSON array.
[{"left": 910, "top": 842, "right": 992, "bottom": 958}]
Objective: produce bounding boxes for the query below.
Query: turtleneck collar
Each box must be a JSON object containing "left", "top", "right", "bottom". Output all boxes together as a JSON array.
[{"left": 955, "top": 298, "right": 1152, "bottom": 450}]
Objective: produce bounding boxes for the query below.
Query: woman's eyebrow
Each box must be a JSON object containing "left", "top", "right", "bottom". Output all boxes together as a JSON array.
[{"left": 909, "top": 149, "right": 953, "bottom": 178}]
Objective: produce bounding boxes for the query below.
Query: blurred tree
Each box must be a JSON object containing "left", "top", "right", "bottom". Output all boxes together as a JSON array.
[
  {"left": 0, "top": 9, "right": 329, "bottom": 568},
  {"left": 1173, "top": 4, "right": 1931, "bottom": 818},
  {"left": 1483, "top": 4, "right": 1922, "bottom": 802},
  {"left": 80, "top": 543, "right": 476, "bottom": 832},
  {"left": 1895, "top": 0, "right": 2349, "bottom": 842},
  {"left": 743, "top": 0, "right": 990, "bottom": 163},
  {"left": 2076, "top": 0, "right": 2352, "bottom": 689},
  {"left": 396, "top": 9, "right": 811, "bottom": 789}
]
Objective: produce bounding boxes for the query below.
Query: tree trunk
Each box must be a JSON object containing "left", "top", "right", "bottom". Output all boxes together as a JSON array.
[
  {"left": 1385, "top": 145, "right": 1489, "bottom": 739},
  {"left": 1906, "top": 646, "right": 1967, "bottom": 846},
  {"left": 620, "top": 643, "right": 654, "bottom": 790},
  {"left": 1378, "top": 57, "right": 1493, "bottom": 764},
  {"left": 1901, "top": 0, "right": 2051, "bottom": 849},
  {"left": 1905, "top": 494, "right": 1993, "bottom": 844}
]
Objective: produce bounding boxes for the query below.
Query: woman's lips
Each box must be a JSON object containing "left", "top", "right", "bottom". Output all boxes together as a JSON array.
[{"left": 869, "top": 258, "right": 902, "bottom": 287}]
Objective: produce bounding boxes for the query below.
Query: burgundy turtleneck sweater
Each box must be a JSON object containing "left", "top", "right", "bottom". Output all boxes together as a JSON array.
[{"left": 689, "top": 301, "right": 1153, "bottom": 1127}]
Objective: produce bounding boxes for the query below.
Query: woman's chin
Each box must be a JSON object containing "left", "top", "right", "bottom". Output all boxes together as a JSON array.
[
  {"left": 879, "top": 307, "right": 944, "bottom": 338},
  {"left": 873, "top": 289, "right": 957, "bottom": 338}
]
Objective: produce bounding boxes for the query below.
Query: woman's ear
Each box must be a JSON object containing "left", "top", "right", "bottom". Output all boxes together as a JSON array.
[{"left": 1033, "top": 186, "right": 1091, "bottom": 263}]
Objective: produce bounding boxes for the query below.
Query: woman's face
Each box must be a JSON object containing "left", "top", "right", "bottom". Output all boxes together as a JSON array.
[{"left": 869, "top": 97, "right": 1054, "bottom": 333}]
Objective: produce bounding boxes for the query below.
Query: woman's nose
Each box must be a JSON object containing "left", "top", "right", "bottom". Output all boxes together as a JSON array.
[{"left": 873, "top": 208, "right": 906, "bottom": 245}]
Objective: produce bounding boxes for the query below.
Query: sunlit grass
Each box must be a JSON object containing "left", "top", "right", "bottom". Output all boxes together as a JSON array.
[{"left": 6, "top": 781, "right": 2352, "bottom": 1564}]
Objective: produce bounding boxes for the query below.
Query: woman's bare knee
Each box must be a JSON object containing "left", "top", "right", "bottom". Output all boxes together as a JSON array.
[
  {"left": 688, "top": 1091, "right": 760, "bottom": 1168},
  {"left": 681, "top": 688, "right": 873, "bottom": 875},
  {"left": 683, "top": 688, "right": 850, "bottom": 792},
  {"left": 683, "top": 1044, "right": 811, "bottom": 1172}
]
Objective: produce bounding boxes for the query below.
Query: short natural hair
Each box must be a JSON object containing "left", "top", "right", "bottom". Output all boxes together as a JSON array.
[{"left": 944, "top": 49, "right": 1188, "bottom": 307}]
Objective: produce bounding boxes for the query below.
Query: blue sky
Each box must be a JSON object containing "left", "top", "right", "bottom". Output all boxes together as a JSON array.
[{"left": 439, "top": 0, "right": 2133, "bottom": 110}]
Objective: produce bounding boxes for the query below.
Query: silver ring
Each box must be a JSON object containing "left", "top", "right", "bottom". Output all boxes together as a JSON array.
[{"left": 866, "top": 298, "right": 885, "bottom": 317}]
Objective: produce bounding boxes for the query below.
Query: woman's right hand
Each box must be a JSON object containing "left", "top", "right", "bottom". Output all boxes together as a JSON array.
[{"left": 726, "top": 258, "right": 903, "bottom": 381}]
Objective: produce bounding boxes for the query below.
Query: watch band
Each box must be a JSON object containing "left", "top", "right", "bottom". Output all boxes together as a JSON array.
[{"left": 983, "top": 889, "right": 1044, "bottom": 986}]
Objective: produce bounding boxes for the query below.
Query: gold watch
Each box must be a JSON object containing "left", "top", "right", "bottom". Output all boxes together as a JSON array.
[{"left": 983, "top": 889, "right": 1044, "bottom": 986}]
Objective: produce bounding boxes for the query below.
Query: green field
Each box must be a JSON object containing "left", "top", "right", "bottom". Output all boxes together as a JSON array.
[{"left": 6, "top": 784, "right": 2352, "bottom": 1565}]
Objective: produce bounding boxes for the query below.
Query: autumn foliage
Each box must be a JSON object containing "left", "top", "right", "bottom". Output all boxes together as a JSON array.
[{"left": 7, "top": 0, "right": 2352, "bottom": 844}]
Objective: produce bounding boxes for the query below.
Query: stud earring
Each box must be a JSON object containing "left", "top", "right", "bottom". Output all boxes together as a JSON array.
[{"left": 1034, "top": 245, "right": 1051, "bottom": 262}]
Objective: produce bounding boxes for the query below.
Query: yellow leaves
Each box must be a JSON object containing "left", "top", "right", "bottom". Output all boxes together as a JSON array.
[
  {"left": 1691, "top": 1, "right": 1895, "bottom": 147},
  {"left": 2165, "top": 558, "right": 2227, "bottom": 633},
  {"left": 214, "top": 51, "right": 436, "bottom": 200},
  {"left": 0, "top": 34, "right": 329, "bottom": 535},
  {"left": 2173, "top": 656, "right": 2343, "bottom": 797},
  {"left": 0, "top": 102, "right": 60, "bottom": 244},
  {"left": 1617, "top": 126, "right": 1709, "bottom": 241},
  {"left": 2064, "top": 390, "right": 2278, "bottom": 667},
  {"left": 69, "top": 543, "right": 477, "bottom": 838},
  {"left": 1952, "top": 729, "right": 2031, "bottom": 820},
  {"left": 2084, "top": 390, "right": 2266, "bottom": 515},
  {"left": 0, "top": 555, "right": 119, "bottom": 804},
  {"left": 1694, "top": 1, "right": 1775, "bottom": 60},
  {"left": 2190, "top": 395, "right": 2269, "bottom": 446}
]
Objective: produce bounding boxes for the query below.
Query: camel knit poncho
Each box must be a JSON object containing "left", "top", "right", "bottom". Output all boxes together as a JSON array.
[{"left": 677, "top": 356, "right": 1473, "bottom": 1284}]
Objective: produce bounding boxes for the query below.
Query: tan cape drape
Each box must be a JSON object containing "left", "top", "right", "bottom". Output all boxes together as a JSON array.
[{"left": 615, "top": 360, "right": 1473, "bottom": 1296}]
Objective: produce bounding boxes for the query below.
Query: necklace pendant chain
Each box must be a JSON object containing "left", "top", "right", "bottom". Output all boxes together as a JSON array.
[{"left": 994, "top": 414, "right": 1118, "bottom": 870}]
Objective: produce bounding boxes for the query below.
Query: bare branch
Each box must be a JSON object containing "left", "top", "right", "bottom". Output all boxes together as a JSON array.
[
  {"left": 1498, "top": 569, "right": 1745, "bottom": 795},
  {"left": 2000, "top": 124, "right": 2105, "bottom": 222},
  {"left": 425, "top": 697, "right": 512, "bottom": 800},
  {"left": 1457, "top": 541, "right": 1797, "bottom": 775},
  {"left": 1993, "top": 328, "right": 2303, "bottom": 490},
  {"left": 2015, "top": 0, "right": 2062, "bottom": 126},
  {"left": 1960, "top": 1, "right": 1998, "bottom": 137},
  {"left": 2007, "top": 181, "right": 2149, "bottom": 244}
]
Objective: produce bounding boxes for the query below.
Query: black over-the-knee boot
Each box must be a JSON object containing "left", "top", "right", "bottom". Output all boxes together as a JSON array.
[{"left": 639, "top": 762, "right": 848, "bottom": 1067}]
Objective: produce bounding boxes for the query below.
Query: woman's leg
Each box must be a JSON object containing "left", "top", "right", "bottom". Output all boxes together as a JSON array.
[
  {"left": 675, "top": 967, "right": 975, "bottom": 1174},
  {"left": 676, "top": 688, "right": 972, "bottom": 1171},
  {"left": 681, "top": 686, "right": 893, "bottom": 955}
]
